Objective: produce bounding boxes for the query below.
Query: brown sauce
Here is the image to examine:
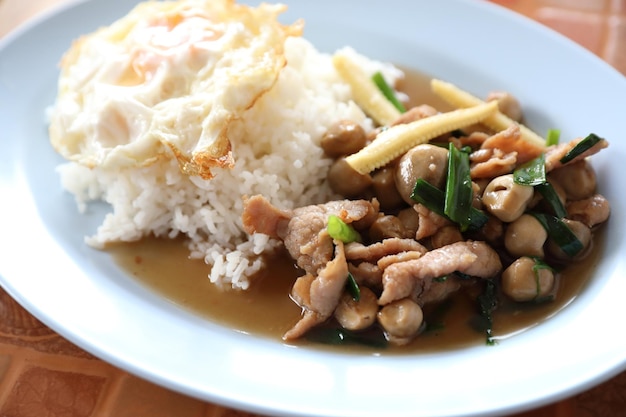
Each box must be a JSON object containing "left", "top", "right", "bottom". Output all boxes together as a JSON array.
[
  {"left": 109, "top": 230, "right": 603, "bottom": 354},
  {"left": 108, "top": 69, "right": 606, "bottom": 354}
]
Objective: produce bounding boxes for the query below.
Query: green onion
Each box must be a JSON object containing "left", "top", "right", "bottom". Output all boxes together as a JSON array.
[
  {"left": 546, "top": 129, "right": 560, "bottom": 146},
  {"left": 445, "top": 143, "right": 474, "bottom": 231},
  {"left": 559, "top": 133, "right": 603, "bottom": 164},
  {"left": 346, "top": 272, "right": 360, "bottom": 301},
  {"left": 305, "top": 326, "right": 388, "bottom": 348},
  {"left": 372, "top": 71, "right": 406, "bottom": 113},
  {"left": 530, "top": 257, "right": 556, "bottom": 303},
  {"left": 455, "top": 271, "right": 474, "bottom": 280},
  {"left": 535, "top": 182, "right": 567, "bottom": 218},
  {"left": 411, "top": 179, "right": 489, "bottom": 232},
  {"left": 530, "top": 213, "right": 583, "bottom": 257},
  {"left": 514, "top": 153, "right": 546, "bottom": 186},
  {"left": 531, "top": 257, "right": 555, "bottom": 274},
  {"left": 327, "top": 215, "right": 360, "bottom": 243},
  {"left": 477, "top": 280, "right": 498, "bottom": 346},
  {"left": 514, "top": 154, "right": 567, "bottom": 218},
  {"left": 328, "top": 218, "right": 361, "bottom": 299},
  {"left": 411, "top": 179, "right": 445, "bottom": 213}
]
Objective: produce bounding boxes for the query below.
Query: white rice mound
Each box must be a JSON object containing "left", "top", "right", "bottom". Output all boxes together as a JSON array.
[{"left": 58, "top": 37, "right": 403, "bottom": 289}]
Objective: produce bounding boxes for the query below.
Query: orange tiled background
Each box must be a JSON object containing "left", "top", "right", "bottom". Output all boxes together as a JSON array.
[
  {"left": 0, "top": 0, "right": 624, "bottom": 416},
  {"left": 491, "top": 0, "right": 626, "bottom": 73}
]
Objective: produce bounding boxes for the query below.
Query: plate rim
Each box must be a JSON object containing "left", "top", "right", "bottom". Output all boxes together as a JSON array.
[{"left": 1, "top": 1, "right": 625, "bottom": 416}]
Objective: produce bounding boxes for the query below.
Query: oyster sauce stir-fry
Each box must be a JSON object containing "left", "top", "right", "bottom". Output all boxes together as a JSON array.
[{"left": 243, "top": 59, "right": 610, "bottom": 347}]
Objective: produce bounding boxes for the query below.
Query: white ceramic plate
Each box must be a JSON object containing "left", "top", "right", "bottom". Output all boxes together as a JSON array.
[{"left": 1, "top": 0, "right": 625, "bottom": 416}]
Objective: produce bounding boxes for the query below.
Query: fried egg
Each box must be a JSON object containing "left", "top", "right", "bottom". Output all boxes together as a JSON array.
[{"left": 49, "top": 0, "right": 303, "bottom": 179}]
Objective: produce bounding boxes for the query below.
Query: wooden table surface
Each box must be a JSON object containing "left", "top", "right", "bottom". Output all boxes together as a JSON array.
[{"left": 0, "top": 0, "right": 624, "bottom": 416}]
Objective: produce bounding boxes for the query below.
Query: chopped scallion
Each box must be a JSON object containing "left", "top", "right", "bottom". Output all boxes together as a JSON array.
[
  {"left": 531, "top": 256, "right": 555, "bottom": 275},
  {"left": 305, "top": 326, "right": 388, "bottom": 348},
  {"left": 559, "top": 133, "right": 603, "bottom": 164},
  {"left": 513, "top": 153, "right": 546, "bottom": 186},
  {"left": 514, "top": 154, "right": 567, "bottom": 218},
  {"left": 546, "top": 129, "right": 560, "bottom": 146},
  {"left": 411, "top": 179, "right": 488, "bottom": 232},
  {"left": 530, "top": 257, "right": 556, "bottom": 303},
  {"left": 477, "top": 280, "right": 498, "bottom": 346},
  {"left": 372, "top": 71, "right": 406, "bottom": 113},
  {"left": 411, "top": 179, "right": 445, "bottom": 213},
  {"left": 530, "top": 213, "right": 583, "bottom": 257},
  {"left": 445, "top": 143, "right": 474, "bottom": 231},
  {"left": 327, "top": 215, "right": 360, "bottom": 243},
  {"left": 535, "top": 182, "right": 567, "bottom": 218},
  {"left": 346, "top": 272, "right": 360, "bottom": 301}
]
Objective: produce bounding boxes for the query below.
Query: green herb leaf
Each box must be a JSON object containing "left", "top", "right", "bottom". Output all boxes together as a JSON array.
[
  {"left": 410, "top": 179, "right": 445, "bottom": 213},
  {"left": 530, "top": 213, "right": 584, "bottom": 257},
  {"left": 477, "top": 280, "right": 498, "bottom": 346},
  {"left": 559, "top": 133, "right": 603, "bottom": 164},
  {"left": 411, "top": 179, "right": 489, "bottom": 232},
  {"left": 514, "top": 153, "right": 546, "bottom": 186},
  {"left": 445, "top": 143, "right": 474, "bottom": 231},
  {"left": 530, "top": 256, "right": 556, "bottom": 273},
  {"left": 346, "top": 272, "right": 360, "bottom": 301},
  {"left": 514, "top": 153, "right": 568, "bottom": 218},
  {"left": 530, "top": 257, "right": 556, "bottom": 303},
  {"left": 305, "top": 326, "right": 388, "bottom": 348},
  {"left": 535, "top": 182, "right": 567, "bottom": 218},
  {"left": 372, "top": 71, "right": 406, "bottom": 113},
  {"left": 327, "top": 215, "right": 360, "bottom": 243},
  {"left": 546, "top": 129, "right": 560, "bottom": 146}
]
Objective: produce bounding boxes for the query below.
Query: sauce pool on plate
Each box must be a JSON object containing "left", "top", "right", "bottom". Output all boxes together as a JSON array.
[{"left": 109, "top": 228, "right": 603, "bottom": 353}]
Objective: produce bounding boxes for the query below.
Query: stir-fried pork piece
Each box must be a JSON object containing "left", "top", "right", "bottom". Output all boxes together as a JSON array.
[
  {"left": 369, "top": 215, "right": 413, "bottom": 240},
  {"left": 348, "top": 262, "right": 383, "bottom": 289},
  {"left": 479, "top": 125, "right": 543, "bottom": 166},
  {"left": 413, "top": 204, "right": 451, "bottom": 240},
  {"left": 242, "top": 195, "right": 379, "bottom": 274},
  {"left": 344, "top": 239, "right": 427, "bottom": 291},
  {"left": 377, "top": 251, "right": 425, "bottom": 270},
  {"left": 450, "top": 131, "right": 490, "bottom": 149},
  {"left": 470, "top": 148, "right": 518, "bottom": 179},
  {"left": 241, "top": 194, "right": 291, "bottom": 239},
  {"left": 390, "top": 104, "right": 438, "bottom": 126},
  {"left": 545, "top": 136, "right": 608, "bottom": 172},
  {"left": 344, "top": 238, "right": 427, "bottom": 263},
  {"left": 379, "top": 241, "right": 502, "bottom": 305},
  {"left": 430, "top": 225, "right": 464, "bottom": 249},
  {"left": 417, "top": 276, "right": 462, "bottom": 305},
  {"left": 284, "top": 241, "right": 349, "bottom": 340}
]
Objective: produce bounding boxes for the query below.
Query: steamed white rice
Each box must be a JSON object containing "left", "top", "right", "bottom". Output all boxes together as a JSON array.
[{"left": 57, "top": 37, "right": 402, "bottom": 289}]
